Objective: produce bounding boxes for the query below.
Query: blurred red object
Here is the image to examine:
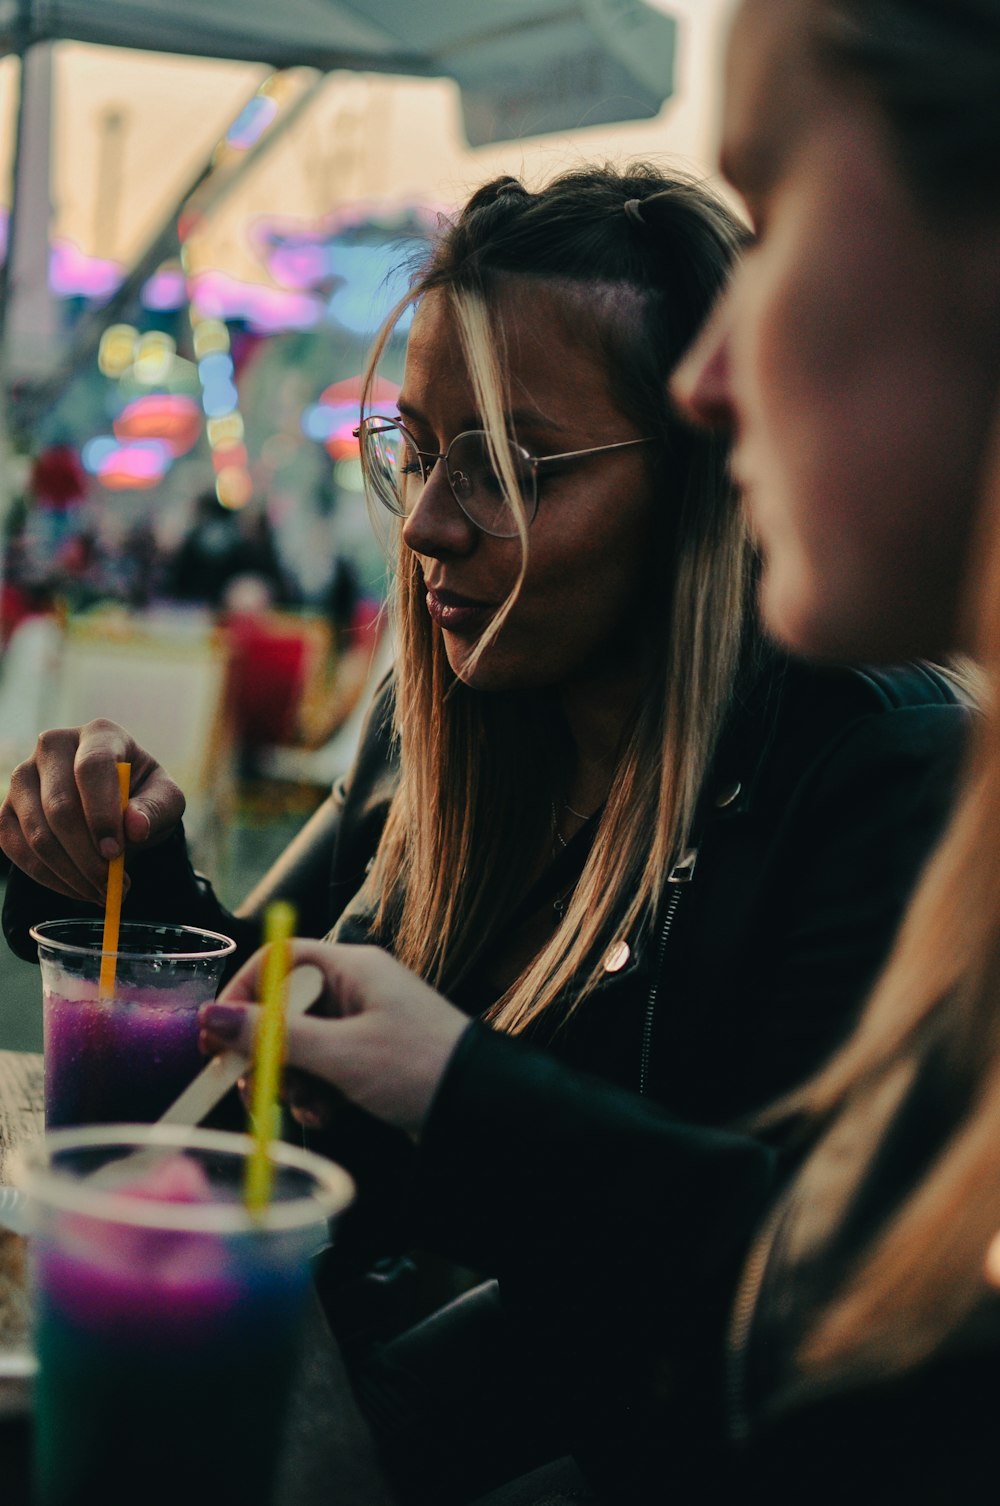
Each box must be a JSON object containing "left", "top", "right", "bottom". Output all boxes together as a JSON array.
[
  {"left": 31, "top": 445, "right": 87, "bottom": 508},
  {"left": 0, "top": 582, "right": 48, "bottom": 644},
  {"left": 223, "top": 611, "right": 330, "bottom": 750}
]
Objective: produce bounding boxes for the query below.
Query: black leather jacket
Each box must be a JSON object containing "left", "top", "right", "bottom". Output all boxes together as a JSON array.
[
  {"left": 410, "top": 1017, "right": 1000, "bottom": 1504},
  {"left": 3, "top": 654, "right": 966, "bottom": 1131},
  {"left": 2, "top": 655, "right": 975, "bottom": 1497}
]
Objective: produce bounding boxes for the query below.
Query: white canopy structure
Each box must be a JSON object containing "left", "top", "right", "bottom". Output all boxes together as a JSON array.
[{"left": 0, "top": 0, "right": 678, "bottom": 146}]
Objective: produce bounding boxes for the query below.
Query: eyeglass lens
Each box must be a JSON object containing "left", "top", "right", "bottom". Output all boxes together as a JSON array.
[{"left": 361, "top": 423, "right": 534, "bottom": 539}]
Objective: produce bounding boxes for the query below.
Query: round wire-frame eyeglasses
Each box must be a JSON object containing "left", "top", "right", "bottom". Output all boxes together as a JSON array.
[{"left": 353, "top": 415, "right": 655, "bottom": 539}]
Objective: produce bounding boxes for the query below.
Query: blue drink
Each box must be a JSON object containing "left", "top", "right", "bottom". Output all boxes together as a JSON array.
[
  {"left": 34, "top": 1240, "right": 306, "bottom": 1505},
  {"left": 19, "top": 1127, "right": 354, "bottom": 1506}
]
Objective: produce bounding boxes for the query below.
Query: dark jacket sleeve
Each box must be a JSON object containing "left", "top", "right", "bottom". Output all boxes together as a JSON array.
[
  {"left": 2, "top": 822, "right": 262, "bottom": 979},
  {"left": 0, "top": 805, "right": 353, "bottom": 980},
  {"left": 412, "top": 1022, "right": 776, "bottom": 1492}
]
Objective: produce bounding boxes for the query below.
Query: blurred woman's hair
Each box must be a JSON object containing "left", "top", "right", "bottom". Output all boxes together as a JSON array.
[
  {"left": 349, "top": 163, "right": 750, "bottom": 1033},
  {"left": 756, "top": 0, "right": 1000, "bottom": 1389},
  {"left": 815, "top": 0, "right": 1000, "bottom": 208}
]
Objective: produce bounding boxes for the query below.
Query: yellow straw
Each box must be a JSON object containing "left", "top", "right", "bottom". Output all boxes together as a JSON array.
[
  {"left": 244, "top": 901, "right": 297, "bottom": 1215},
  {"left": 98, "top": 762, "right": 131, "bottom": 999}
]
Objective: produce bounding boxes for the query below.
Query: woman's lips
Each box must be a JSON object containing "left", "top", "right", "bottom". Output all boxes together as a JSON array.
[{"left": 425, "top": 587, "right": 496, "bottom": 634}]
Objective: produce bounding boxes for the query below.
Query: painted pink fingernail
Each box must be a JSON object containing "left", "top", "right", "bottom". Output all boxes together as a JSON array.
[{"left": 200, "top": 1004, "right": 244, "bottom": 1040}]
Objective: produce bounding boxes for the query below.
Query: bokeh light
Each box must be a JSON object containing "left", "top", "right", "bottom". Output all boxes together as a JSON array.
[
  {"left": 113, "top": 393, "right": 202, "bottom": 456},
  {"left": 215, "top": 465, "right": 253, "bottom": 509},
  {"left": 98, "top": 324, "right": 139, "bottom": 379},
  {"left": 97, "top": 441, "right": 172, "bottom": 490},
  {"left": 133, "top": 331, "right": 176, "bottom": 386}
]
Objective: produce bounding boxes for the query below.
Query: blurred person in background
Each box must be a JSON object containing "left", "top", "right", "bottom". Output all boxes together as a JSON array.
[{"left": 165, "top": 489, "right": 294, "bottom": 610}]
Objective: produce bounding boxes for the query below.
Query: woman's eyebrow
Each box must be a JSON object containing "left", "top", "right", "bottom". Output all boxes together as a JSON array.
[
  {"left": 507, "top": 407, "right": 566, "bottom": 437},
  {"left": 396, "top": 398, "right": 566, "bottom": 438}
]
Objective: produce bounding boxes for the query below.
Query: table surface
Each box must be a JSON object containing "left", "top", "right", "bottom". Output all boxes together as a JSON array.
[
  {"left": 0, "top": 1048, "right": 397, "bottom": 1506},
  {"left": 0, "top": 1052, "right": 44, "bottom": 1188}
]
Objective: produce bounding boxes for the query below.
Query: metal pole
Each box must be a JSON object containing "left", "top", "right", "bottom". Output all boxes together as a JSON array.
[{"left": 0, "top": 6, "right": 42, "bottom": 607}]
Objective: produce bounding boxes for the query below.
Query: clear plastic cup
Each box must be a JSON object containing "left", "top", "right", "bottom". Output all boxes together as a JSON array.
[
  {"left": 31, "top": 920, "right": 237, "bottom": 1130},
  {"left": 16, "top": 1123, "right": 354, "bottom": 1506}
]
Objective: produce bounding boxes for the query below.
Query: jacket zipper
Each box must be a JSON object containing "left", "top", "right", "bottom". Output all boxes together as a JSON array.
[{"left": 638, "top": 848, "right": 698, "bottom": 1097}]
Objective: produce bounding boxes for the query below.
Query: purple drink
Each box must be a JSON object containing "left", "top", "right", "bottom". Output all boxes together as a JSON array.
[
  {"left": 43, "top": 984, "right": 207, "bottom": 1128},
  {"left": 31, "top": 922, "right": 236, "bottom": 1130}
]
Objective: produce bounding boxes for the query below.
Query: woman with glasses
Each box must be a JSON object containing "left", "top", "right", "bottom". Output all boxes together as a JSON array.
[
  {"left": 1, "top": 162, "right": 967, "bottom": 1498},
  {"left": 205, "top": 4, "right": 1000, "bottom": 1503},
  {"left": 3, "top": 164, "right": 961, "bottom": 1135}
]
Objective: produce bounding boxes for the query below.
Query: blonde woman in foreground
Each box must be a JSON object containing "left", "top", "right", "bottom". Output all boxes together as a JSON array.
[{"left": 204, "top": 1, "right": 1000, "bottom": 1502}]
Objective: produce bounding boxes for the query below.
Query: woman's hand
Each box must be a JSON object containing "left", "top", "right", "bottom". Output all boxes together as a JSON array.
[
  {"left": 199, "top": 942, "right": 469, "bottom": 1139},
  {"left": 0, "top": 720, "right": 185, "bottom": 903}
]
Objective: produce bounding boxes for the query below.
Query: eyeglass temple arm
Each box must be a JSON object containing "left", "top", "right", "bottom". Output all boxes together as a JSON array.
[
  {"left": 353, "top": 421, "right": 653, "bottom": 469},
  {"left": 532, "top": 436, "right": 655, "bottom": 469}
]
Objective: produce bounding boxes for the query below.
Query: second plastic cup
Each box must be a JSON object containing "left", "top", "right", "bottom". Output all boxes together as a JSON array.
[
  {"left": 17, "top": 1124, "right": 355, "bottom": 1506},
  {"left": 31, "top": 921, "right": 237, "bottom": 1129}
]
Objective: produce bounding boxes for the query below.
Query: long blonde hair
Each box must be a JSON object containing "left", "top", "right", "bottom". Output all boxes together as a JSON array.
[
  {"left": 351, "top": 165, "right": 753, "bottom": 1032},
  {"left": 762, "top": 0, "right": 1000, "bottom": 1386}
]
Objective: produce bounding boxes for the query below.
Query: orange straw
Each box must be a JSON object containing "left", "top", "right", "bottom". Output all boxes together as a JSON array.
[{"left": 98, "top": 762, "right": 131, "bottom": 999}]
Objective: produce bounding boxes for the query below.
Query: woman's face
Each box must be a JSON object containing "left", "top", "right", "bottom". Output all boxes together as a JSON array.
[
  {"left": 397, "top": 283, "right": 659, "bottom": 693},
  {"left": 673, "top": 0, "right": 1000, "bottom": 662}
]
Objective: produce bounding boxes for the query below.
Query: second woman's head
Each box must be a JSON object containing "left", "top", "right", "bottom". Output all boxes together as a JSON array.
[
  {"left": 675, "top": 0, "right": 1000, "bottom": 666},
  {"left": 360, "top": 164, "right": 747, "bottom": 698}
]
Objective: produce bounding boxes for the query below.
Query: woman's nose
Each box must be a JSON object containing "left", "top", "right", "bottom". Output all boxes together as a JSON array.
[
  {"left": 671, "top": 293, "right": 735, "bottom": 432},
  {"left": 401, "top": 462, "right": 478, "bottom": 558}
]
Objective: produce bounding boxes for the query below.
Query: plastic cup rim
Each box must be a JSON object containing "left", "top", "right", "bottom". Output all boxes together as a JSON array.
[
  {"left": 29, "top": 919, "right": 237, "bottom": 964},
  {"left": 13, "top": 1124, "right": 355, "bottom": 1235}
]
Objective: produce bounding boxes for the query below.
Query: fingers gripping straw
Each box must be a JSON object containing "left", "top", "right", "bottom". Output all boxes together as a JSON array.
[
  {"left": 98, "top": 762, "right": 131, "bottom": 1000},
  {"left": 244, "top": 902, "right": 296, "bottom": 1215}
]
